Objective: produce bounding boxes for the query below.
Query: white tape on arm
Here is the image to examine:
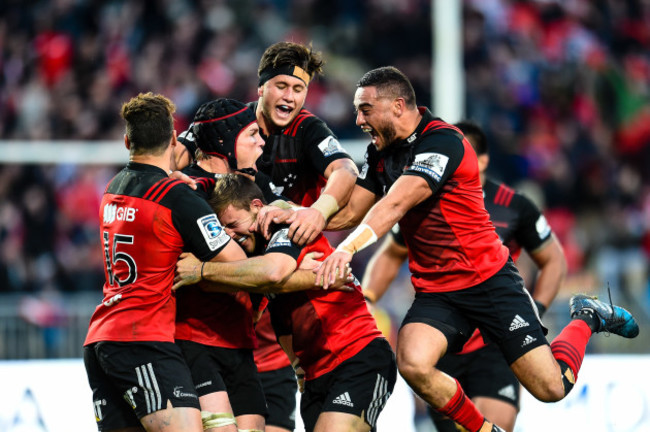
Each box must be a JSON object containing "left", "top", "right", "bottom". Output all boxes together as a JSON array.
[
  {"left": 336, "top": 223, "right": 378, "bottom": 255},
  {"left": 311, "top": 193, "right": 339, "bottom": 220}
]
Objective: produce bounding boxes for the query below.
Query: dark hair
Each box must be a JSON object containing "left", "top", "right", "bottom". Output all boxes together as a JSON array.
[
  {"left": 357, "top": 66, "right": 416, "bottom": 108},
  {"left": 258, "top": 42, "right": 324, "bottom": 82},
  {"left": 120, "top": 92, "right": 175, "bottom": 155},
  {"left": 454, "top": 120, "right": 488, "bottom": 155},
  {"left": 210, "top": 174, "right": 266, "bottom": 215},
  {"left": 192, "top": 98, "right": 256, "bottom": 169}
]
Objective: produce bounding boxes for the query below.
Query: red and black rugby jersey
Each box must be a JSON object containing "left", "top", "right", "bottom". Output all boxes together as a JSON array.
[
  {"left": 264, "top": 230, "right": 383, "bottom": 380},
  {"left": 249, "top": 102, "right": 353, "bottom": 206},
  {"left": 85, "top": 162, "right": 228, "bottom": 345},
  {"left": 357, "top": 108, "right": 509, "bottom": 292}
]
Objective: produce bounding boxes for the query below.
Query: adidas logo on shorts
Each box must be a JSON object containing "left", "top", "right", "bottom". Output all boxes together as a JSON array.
[
  {"left": 509, "top": 315, "right": 530, "bottom": 331},
  {"left": 521, "top": 334, "right": 537, "bottom": 347},
  {"left": 498, "top": 384, "right": 517, "bottom": 401},
  {"left": 333, "top": 392, "right": 354, "bottom": 407}
]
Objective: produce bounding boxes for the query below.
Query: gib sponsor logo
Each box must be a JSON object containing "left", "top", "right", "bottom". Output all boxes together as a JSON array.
[{"left": 103, "top": 204, "right": 137, "bottom": 224}]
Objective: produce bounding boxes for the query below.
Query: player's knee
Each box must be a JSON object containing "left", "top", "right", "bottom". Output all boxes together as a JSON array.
[
  {"left": 529, "top": 376, "right": 566, "bottom": 402},
  {"left": 396, "top": 353, "right": 430, "bottom": 386},
  {"left": 535, "top": 361, "right": 577, "bottom": 402},
  {"left": 201, "top": 411, "right": 237, "bottom": 430}
]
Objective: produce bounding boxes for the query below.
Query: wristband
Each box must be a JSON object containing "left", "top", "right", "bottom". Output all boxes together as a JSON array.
[
  {"left": 336, "top": 223, "right": 378, "bottom": 255},
  {"left": 534, "top": 300, "right": 547, "bottom": 318},
  {"left": 311, "top": 193, "right": 339, "bottom": 220},
  {"left": 200, "top": 262, "right": 206, "bottom": 281}
]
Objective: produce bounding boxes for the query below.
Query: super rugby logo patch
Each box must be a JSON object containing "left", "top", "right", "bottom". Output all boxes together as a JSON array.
[
  {"left": 409, "top": 152, "right": 449, "bottom": 182},
  {"left": 197, "top": 214, "right": 229, "bottom": 251}
]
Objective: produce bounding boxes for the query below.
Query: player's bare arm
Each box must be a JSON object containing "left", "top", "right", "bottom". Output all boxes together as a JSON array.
[
  {"left": 361, "top": 233, "right": 408, "bottom": 304},
  {"left": 173, "top": 251, "right": 351, "bottom": 294},
  {"left": 172, "top": 237, "right": 247, "bottom": 290},
  {"left": 528, "top": 235, "right": 567, "bottom": 311},
  {"left": 317, "top": 175, "right": 432, "bottom": 288},
  {"left": 325, "top": 184, "right": 377, "bottom": 231}
]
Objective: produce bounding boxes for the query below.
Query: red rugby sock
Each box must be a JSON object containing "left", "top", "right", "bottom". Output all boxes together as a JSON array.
[
  {"left": 437, "top": 378, "right": 485, "bottom": 432},
  {"left": 550, "top": 319, "right": 591, "bottom": 380}
]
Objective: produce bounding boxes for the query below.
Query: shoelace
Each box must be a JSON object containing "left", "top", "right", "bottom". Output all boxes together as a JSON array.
[{"left": 600, "top": 282, "right": 615, "bottom": 337}]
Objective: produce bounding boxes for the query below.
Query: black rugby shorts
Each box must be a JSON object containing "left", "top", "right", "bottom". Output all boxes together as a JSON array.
[
  {"left": 84, "top": 341, "right": 200, "bottom": 431},
  {"left": 176, "top": 339, "right": 267, "bottom": 417},
  {"left": 401, "top": 259, "right": 548, "bottom": 364},
  {"left": 259, "top": 365, "right": 298, "bottom": 430},
  {"left": 300, "top": 338, "right": 396, "bottom": 432}
]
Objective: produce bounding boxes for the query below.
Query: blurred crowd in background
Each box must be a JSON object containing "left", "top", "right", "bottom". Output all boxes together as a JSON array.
[{"left": 0, "top": 0, "right": 649, "bottom": 356}]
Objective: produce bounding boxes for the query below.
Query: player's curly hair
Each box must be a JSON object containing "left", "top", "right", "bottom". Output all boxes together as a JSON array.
[
  {"left": 258, "top": 41, "right": 324, "bottom": 81},
  {"left": 121, "top": 92, "right": 175, "bottom": 155},
  {"left": 357, "top": 66, "right": 417, "bottom": 109}
]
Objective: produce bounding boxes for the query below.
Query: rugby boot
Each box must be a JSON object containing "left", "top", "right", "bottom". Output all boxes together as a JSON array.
[{"left": 570, "top": 290, "right": 639, "bottom": 338}]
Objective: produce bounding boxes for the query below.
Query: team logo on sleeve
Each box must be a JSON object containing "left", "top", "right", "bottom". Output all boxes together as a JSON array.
[
  {"left": 197, "top": 214, "right": 229, "bottom": 251},
  {"left": 535, "top": 215, "right": 551, "bottom": 239},
  {"left": 266, "top": 228, "right": 292, "bottom": 251},
  {"left": 409, "top": 152, "right": 449, "bottom": 182},
  {"left": 317, "top": 136, "right": 347, "bottom": 157}
]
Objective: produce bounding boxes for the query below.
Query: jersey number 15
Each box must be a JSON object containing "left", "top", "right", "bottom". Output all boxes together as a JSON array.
[{"left": 103, "top": 231, "right": 137, "bottom": 287}]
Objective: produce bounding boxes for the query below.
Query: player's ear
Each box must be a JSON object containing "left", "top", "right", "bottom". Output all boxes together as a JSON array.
[
  {"left": 251, "top": 198, "right": 265, "bottom": 210},
  {"left": 257, "top": 85, "right": 264, "bottom": 98},
  {"left": 477, "top": 154, "right": 490, "bottom": 173},
  {"left": 124, "top": 134, "right": 130, "bottom": 150},
  {"left": 393, "top": 98, "right": 405, "bottom": 117}
]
